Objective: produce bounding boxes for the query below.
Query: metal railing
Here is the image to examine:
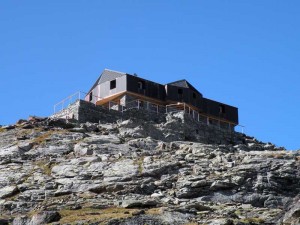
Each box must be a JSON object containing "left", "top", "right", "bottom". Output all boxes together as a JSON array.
[
  {"left": 108, "top": 99, "right": 164, "bottom": 114},
  {"left": 53, "top": 92, "right": 82, "bottom": 114},
  {"left": 53, "top": 93, "right": 245, "bottom": 133},
  {"left": 235, "top": 125, "right": 245, "bottom": 134},
  {"left": 165, "top": 102, "right": 245, "bottom": 133},
  {"left": 53, "top": 91, "right": 104, "bottom": 114},
  {"left": 108, "top": 101, "right": 124, "bottom": 112}
]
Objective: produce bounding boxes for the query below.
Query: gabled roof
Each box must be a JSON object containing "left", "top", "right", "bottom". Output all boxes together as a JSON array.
[
  {"left": 167, "top": 79, "right": 202, "bottom": 95},
  {"left": 167, "top": 79, "right": 191, "bottom": 88},
  {"left": 87, "top": 69, "right": 126, "bottom": 94}
]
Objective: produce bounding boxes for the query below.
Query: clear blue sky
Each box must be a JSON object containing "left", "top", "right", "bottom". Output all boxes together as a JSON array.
[{"left": 1, "top": 1, "right": 299, "bottom": 150}]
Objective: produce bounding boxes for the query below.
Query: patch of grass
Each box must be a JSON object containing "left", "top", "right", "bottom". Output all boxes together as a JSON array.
[
  {"left": 30, "top": 130, "right": 55, "bottom": 146},
  {"left": 146, "top": 208, "right": 162, "bottom": 215},
  {"left": 0, "top": 127, "right": 5, "bottom": 133},
  {"left": 35, "top": 160, "right": 57, "bottom": 176},
  {"left": 58, "top": 207, "right": 136, "bottom": 225},
  {"left": 30, "top": 129, "right": 68, "bottom": 146},
  {"left": 268, "top": 152, "right": 286, "bottom": 159},
  {"left": 28, "top": 209, "right": 41, "bottom": 217},
  {"left": 20, "top": 127, "right": 40, "bottom": 135},
  {"left": 235, "top": 210, "right": 242, "bottom": 215},
  {"left": 134, "top": 157, "right": 144, "bottom": 175},
  {"left": 240, "top": 217, "right": 265, "bottom": 224}
]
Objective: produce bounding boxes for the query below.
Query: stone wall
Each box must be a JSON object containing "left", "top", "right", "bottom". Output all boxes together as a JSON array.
[
  {"left": 50, "top": 100, "right": 80, "bottom": 121},
  {"left": 51, "top": 100, "right": 165, "bottom": 124},
  {"left": 178, "top": 112, "right": 241, "bottom": 145},
  {"left": 77, "top": 100, "right": 121, "bottom": 123}
]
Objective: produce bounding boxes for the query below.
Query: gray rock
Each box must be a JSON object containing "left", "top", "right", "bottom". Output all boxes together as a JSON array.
[
  {"left": 0, "top": 186, "right": 18, "bottom": 199},
  {"left": 18, "top": 142, "right": 33, "bottom": 152},
  {"left": 210, "top": 180, "right": 237, "bottom": 190},
  {"left": 12, "top": 216, "right": 29, "bottom": 225},
  {"left": 51, "top": 164, "right": 78, "bottom": 178},
  {"left": 121, "top": 199, "right": 158, "bottom": 208},
  {"left": 103, "top": 159, "right": 138, "bottom": 181},
  {"left": 281, "top": 198, "right": 300, "bottom": 225},
  {"left": 0, "top": 146, "right": 21, "bottom": 157},
  {"left": 30, "top": 211, "right": 61, "bottom": 225},
  {"left": 74, "top": 143, "right": 93, "bottom": 156}
]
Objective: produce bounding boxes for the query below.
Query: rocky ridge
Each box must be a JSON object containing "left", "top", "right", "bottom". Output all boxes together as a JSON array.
[{"left": 0, "top": 111, "right": 299, "bottom": 225}]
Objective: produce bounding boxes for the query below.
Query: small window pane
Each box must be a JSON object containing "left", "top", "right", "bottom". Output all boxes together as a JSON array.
[
  {"left": 138, "top": 81, "right": 145, "bottom": 90},
  {"left": 110, "top": 80, "right": 116, "bottom": 89},
  {"left": 219, "top": 105, "right": 225, "bottom": 113}
]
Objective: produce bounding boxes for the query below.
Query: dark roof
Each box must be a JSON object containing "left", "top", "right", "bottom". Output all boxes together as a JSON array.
[
  {"left": 167, "top": 79, "right": 202, "bottom": 96},
  {"left": 168, "top": 79, "right": 190, "bottom": 88},
  {"left": 87, "top": 69, "right": 126, "bottom": 94},
  {"left": 87, "top": 69, "right": 203, "bottom": 97}
]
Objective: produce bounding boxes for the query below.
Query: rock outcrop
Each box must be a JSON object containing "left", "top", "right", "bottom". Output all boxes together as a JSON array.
[{"left": 0, "top": 111, "right": 298, "bottom": 225}]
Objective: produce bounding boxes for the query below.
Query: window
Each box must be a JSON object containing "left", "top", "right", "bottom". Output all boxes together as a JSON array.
[
  {"left": 219, "top": 105, "right": 225, "bottom": 113},
  {"left": 178, "top": 88, "right": 183, "bottom": 101},
  {"left": 193, "top": 92, "right": 197, "bottom": 99},
  {"left": 110, "top": 80, "right": 116, "bottom": 89},
  {"left": 89, "top": 92, "right": 93, "bottom": 101},
  {"left": 138, "top": 81, "right": 145, "bottom": 90}
]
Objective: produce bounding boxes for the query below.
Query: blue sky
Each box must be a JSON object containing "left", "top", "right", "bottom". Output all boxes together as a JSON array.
[{"left": 1, "top": 1, "right": 299, "bottom": 150}]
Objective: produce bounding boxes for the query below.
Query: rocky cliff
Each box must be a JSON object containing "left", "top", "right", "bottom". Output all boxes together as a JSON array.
[{"left": 0, "top": 111, "right": 299, "bottom": 225}]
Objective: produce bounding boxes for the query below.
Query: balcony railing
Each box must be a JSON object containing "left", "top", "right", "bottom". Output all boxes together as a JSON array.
[{"left": 52, "top": 92, "right": 245, "bottom": 133}]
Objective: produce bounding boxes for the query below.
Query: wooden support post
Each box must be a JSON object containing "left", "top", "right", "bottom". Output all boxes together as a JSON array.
[{"left": 207, "top": 117, "right": 209, "bottom": 125}]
